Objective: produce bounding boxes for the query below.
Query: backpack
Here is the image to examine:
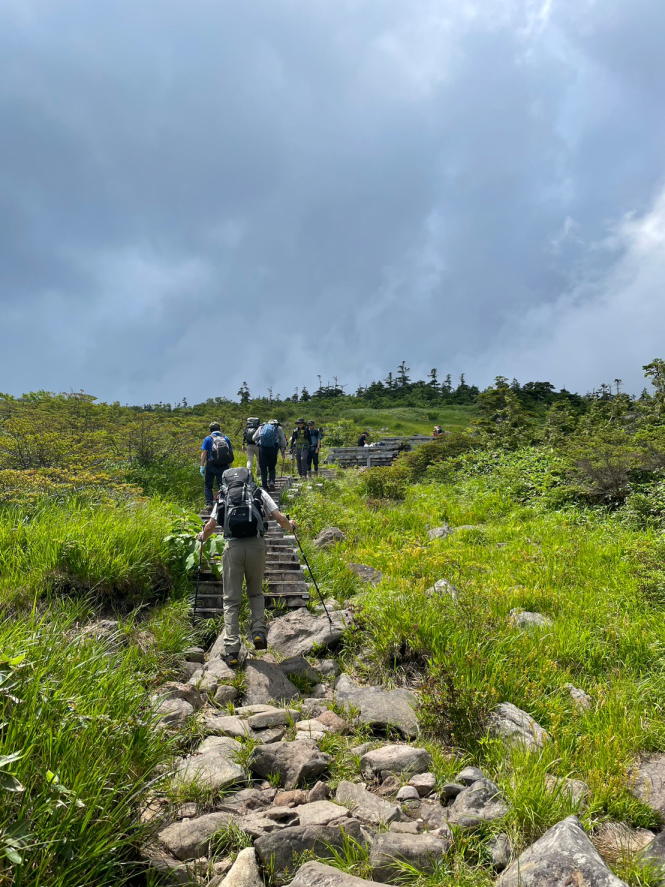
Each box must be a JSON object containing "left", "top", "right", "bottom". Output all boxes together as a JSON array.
[
  {"left": 219, "top": 468, "right": 265, "bottom": 539},
  {"left": 259, "top": 423, "right": 278, "bottom": 447},
  {"left": 243, "top": 418, "right": 260, "bottom": 445},
  {"left": 209, "top": 432, "right": 233, "bottom": 467}
]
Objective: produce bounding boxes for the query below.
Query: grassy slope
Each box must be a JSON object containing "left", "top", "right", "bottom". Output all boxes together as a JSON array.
[{"left": 287, "top": 471, "right": 665, "bottom": 885}]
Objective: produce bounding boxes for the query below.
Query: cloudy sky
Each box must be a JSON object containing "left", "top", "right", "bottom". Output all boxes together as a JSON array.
[{"left": 2, "top": 0, "right": 664, "bottom": 403}]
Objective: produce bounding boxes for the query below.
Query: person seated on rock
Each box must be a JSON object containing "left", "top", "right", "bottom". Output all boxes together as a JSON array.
[
  {"left": 357, "top": 430, "right": 370, "bottom": 447},
  {"left": 432, "top": 425, "right": 444, "bottom": 438},
  {"left": 197, "top": 467, "right": 296, "bottom": 668}
]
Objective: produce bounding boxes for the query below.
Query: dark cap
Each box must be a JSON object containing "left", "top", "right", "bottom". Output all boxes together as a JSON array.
[
  {"left": 296, "top": 417, "right": 305, "bottom": 424},
  {"left": 209, "top": 422, "right": 221, "bottom": 432}
]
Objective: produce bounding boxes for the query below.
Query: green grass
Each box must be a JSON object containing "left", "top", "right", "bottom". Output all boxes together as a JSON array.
[
  {"left": 287, "top": 470, "right": 665, "bottom": 883},
  {"left": 336, "top": 405, "right": 476, "bottom": 437}
]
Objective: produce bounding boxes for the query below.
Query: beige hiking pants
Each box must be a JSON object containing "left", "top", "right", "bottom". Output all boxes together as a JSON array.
[
  {"left": 222, "top": 536, "right": 267, "bottom": 654},
  {"left": 245, "top": 444, "right": 259, "bottom": 473}
]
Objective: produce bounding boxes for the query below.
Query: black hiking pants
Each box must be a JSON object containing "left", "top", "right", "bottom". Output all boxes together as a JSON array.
[
  {"left": 259, "top": 445, "right": 278, "bottom": 488},
  {"left": 204, "top": 464, "right": 226, "bottom": 506}
]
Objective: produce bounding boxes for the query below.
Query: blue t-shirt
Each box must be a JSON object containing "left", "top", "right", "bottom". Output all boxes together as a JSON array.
[{"left": 201, "top": 432, "right": 231, "bottom": 452}]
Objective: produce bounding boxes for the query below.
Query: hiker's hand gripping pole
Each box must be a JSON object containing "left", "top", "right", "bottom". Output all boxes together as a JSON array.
[{"left": 287, "top": 516, "right": 333, "bottom": 627}]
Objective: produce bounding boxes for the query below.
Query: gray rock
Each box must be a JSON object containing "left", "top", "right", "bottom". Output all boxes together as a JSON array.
[
  {"left": 415, "top": 799, "right": 449, "bottom": 831},
  {"left": 267, "top": 608, "right": 349, "bottom": 658},
  {"left": 313, "top": 527, "right": 346, "bottom": 549},
  {"left": 246, "top": 708, "right": 298, "bottom": 729},
  {"left": 250, "top": 740, "right": 332, "bottom": 789},
  {"left": 142, "top": 846, "right": 203, "bottom": 885},
  {"left": 639, "top": 830, "right": 665, "bottom": 874},
  {"left": 190, "top": 659, "right": 236, "bottom": 693},
  {"left": 218, "top": 846, "right": 263, "bottom": 887},
  {"left": 153, "top": 697, "right": 195, "bottom": 727},
  {"left": 243, "top": 660, "right": 300, "bottom": 705},
  {"left": 408, "top": 772, "right": 436, "bottom": 797},
  {"left": 295, "top": 719, "right": 329, "bottom": 741},
  {"left": 509, "top": 609, "right": 553, "bottom": 629},
  {"left": 308, "top": 781, "right": 331, "bottom": 802},
  {"left": 487, "top": 703, "right": 549, "bottom": 750},
  {"left": 318, "top": 659, "right": 340, "bottom": 678},
  {"left": 564, "top": 683, "right": 592, "bottom": 711},
  {"left": 279, "top": 656, "right": 321, "bottom": 683},
  {"left": 544, "top": 774, "right": 590, "bottom": 806},
  {"left": 201, "top": 713, "right": 251, "bottom": 739},
  {"left": 390, "top": 820, "right": 422, "bottom": 834},
  {"left": 235, "top": 807, "right": 299, "bottom": 839},
  {"left": 497, "top": 816, "right": 628, "bottom": 886},
  {"left": 252, "top": 726, "right": 287, "bottom": 743},
  {"left": 360, "top": 744, "right": 431, "bottom": 779},
  {"left": 456, "top": 766, "right": 485, "bottom": 785},
  {"left": 295, "top": 800, "right": 350, "bottom": 826},
  {"left": 593, "top": 822, "right": 655, "bottom": 863},
  {"left": 254, "top": 820, "right": 367, "bottom": 875},
  {"left": 173, "top": 737, "right": 246, "bottom": 792},
  {"left": 488, "top": 833, "right": 512, "bottom": 871},
  {"left": 234, "top": 704, "right": 277, "bottom": 716},
  {"left": 335, "top": 780, "right": 401, "bottom": 826},
  {"left": 348, "top": 563, "right": 383, "bottom": 585},
  {"left": 184, "top": 646, "right": 205, "bottom": 663},
  {"left": 441, "top": 782, "right": 465, "bottom": 801},
  {"left": 370, "top": 831, "right": 452, "bottom": 881},
  {"left": 426, "top": 579, "right": 459, "bottom": 601},
  {"left": 335, "top": 674, "right": 419, "bottom": 738},
  {"left": 214, "top": 685, "right": 239, "bottom": 705},
  {"left": 179, "top": 660, "right": 201, "bottom": 681},
  {"left": 157, "top": 811, "right": 233, "bottom": 860},
  {"left": 447, "top": 778, "right": 509, "bottom": 827},
  {"left": 630, "top": 753, "right": 665, "bottom": 816},
  {"left": 428, "top": 525, "right": 452, "bottom": 540},
  {"left": 153, "top": 681, "right": 204, "bottom": 709},
  {"left": 286, "top": 860, "right": 392, "bottom": 886},
  {"left": 396, "top": 785, "right": 420, "bottom": 801},
  {"left": 230, "top": 787, "right": 277, "bottom": 811}
]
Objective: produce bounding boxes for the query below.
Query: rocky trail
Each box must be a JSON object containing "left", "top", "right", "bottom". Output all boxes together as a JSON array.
[{"left": 146, "top": 476, "right": 665, "bottom": 887}]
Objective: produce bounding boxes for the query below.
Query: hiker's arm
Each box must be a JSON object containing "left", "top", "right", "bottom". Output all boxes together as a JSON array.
[
  {"left": 197, "top": 517, "right": 217, "bottom": 543},
  {"left": 271, "top": 509, "right": 296, "bottom": 533},
  {"left": 200, "top": 448, "right": 208, "bottom": 466},
  {"left": 253, "top": 428, "right": 260, "bottom": 444}
]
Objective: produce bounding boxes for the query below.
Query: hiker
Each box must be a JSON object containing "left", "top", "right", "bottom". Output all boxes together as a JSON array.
[
  {"left": 253, "top": 419, "right": 287, "bottom": 491},
  {"left": 432, "top": 425, "right": 444, "bottom": 438},
  {"left": 197, "top": 467, "right": 296, "bottom": 667},
  {"left": 200, "top": 422, "right": 234, "bottom": 510},
  {"left": 290, "top": 418, "right": 311, "bottom": 477},
  {"left": 306, "top": 419, "right": 323, "bottom": 477},
  {"left": 357, "top": 430, "right": 370, "bottom": 447},
  {"left": 243, "top": 417, "right": 261, "bottom": 472}
]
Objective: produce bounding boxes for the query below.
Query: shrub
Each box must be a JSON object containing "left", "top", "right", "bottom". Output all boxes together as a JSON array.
[
  {"left": 397, "top": 433, "right": 479, "bottom": 481},
  {"left": 360, "top": 464, "right": 410, "bottom": 500}
]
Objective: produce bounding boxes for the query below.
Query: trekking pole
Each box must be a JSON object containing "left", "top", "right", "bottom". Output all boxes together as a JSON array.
[
  {"left": 194, "top": 541, "right": 203, "bottom": 617},
  {"left": 287, "top": 517, "right": 333, "bottom": 627}
]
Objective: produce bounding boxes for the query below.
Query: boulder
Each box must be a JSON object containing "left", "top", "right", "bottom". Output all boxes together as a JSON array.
[
  {"left": 456, "top": 766, "right": 485, "bottom": 785},
  {"left": 639, "top": 831, "right": 665, "bottom": 876},
  {"left": 413, "top": 799, "right": 449, "bottom": 831},
  {"left": 252, "top": 726, "right": 287, "bottom": 743},
  {"left": 274, "top": 789, "right": 308, "bottom": 807},
  {"left": 172, "top": 737, "right": 246, "bottom": 792},
  {"left": 447, "top": 778, "right": 509, "bottom": 827},
  {"left": 218, "top": 846, "right": 263, "bottom": 886},
  {"left": 295, "top": 719, "right": 329, "bottom": 741},
  {"left": 294, "top": 800, "right": 350, "bottom": 826},
  {"left": 246, "top": 708, "right": 299, "bottom": 730},
  {"left": 544, "top": 774, "right": 590, "bottom": 806},
  {"left": 630, "top": 753, "right": 665, "bottom": 816},
  {"left": 190, "top": 659, "right": 236, "bottom": 693},
  {"left": 487, "top": 703, "right": 549, "bottom": 750},
  {"left": 497, "top": 816, "right": 628, "bottom": 886},
  {"left": 279, "top": 656, "right": 322, "bottom": 684},
  {"left": 593, "top": 822, "right": 655, "bottom": 863},
  {"left": 142, "top": 846, "right": 204, "bottom": 885},
  {"left": 360, "top": 745, "right": 431, "bottom": 779},
  {"left": 348, "top": 563, "right": 383, "bottom": 585},
  {"left": 201, "top": 713, "right": 251, "bottom": 739},
  {"left": 335, "top": 780, "right": 401, "bottom": 826},
  {"left": 426, "top": 578, "right": 459, "bottom": 601},
  {"left": 370, "top": 831, "right": 452, "bottom": 881},
  {"left": 335, "top": 674, "right": 419, "bottom": 738},
  {"left": 428, "top": 526, "right": 452, "bottom": 540},
  {"left": 396, "top": 785, "right": 419, "bottom": 801},
  {"left": 308, "top": 781, "right": 331, "bottom": 802},
  {"left": 509, "top": 609, "right": 553, "bottom": 629},
  {"left": 441, "top": 783, "right": 465, "bottom": 801},
  {"left": 313, "top": 527, "right": 346, "bottom": 549},
  {"left": 153, "top": 697, "right": 195, "bottom": 728},
  {"left": 250, "top": 740, "right": 332, "bottom": 789},
  {"left": 183, "top": 646, "right": 205, "bottom": 663},
  {"left": 488, "top": 833, "right": 512, "bottom": 871},
  {"left": 154, "top": 682, "right": 203, "bottom": 709},
  {"left": 243, "top": 660, "right": 300, "bottom": 705},
  {"left": 317, "top": 710, "right": 347, "bottom": 733},
  {"left": 254, "top": 821, "right": 367, "bottom": 875},
  {"left": 157, "top": 811, "right": 233, "bottom": 860},
  {"left": 214, "top": 685, "right": 239, "bottom": 705},
  {"left": 267, "top": 608, "right": 349, "bottom": 658},
  {"left": 408, "top": 772, "right": 437, "bottom": 797},
  {"left": 286, "top": 861, "right": 391, "bottom": 886},
  {"left": 564, "top": 683, "right": 592, "bottom": 711}
]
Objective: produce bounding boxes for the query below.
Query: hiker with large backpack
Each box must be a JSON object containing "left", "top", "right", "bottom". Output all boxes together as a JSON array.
[
  {"left": 290, "top": 418, "right": 311, "bottom": 478},
  {"left": 306, "top": 419, "right": 323, "bottom": 477},
  {"left": 253, "top": 419, "right": 287, "bottom": 491},
  {"left": 243, "top": 417, "right": 261, "bottom": 473},
  {"left": 197, "top": 467, "right": 296, "bottom": 667},
  {"left": 200, "top": 422, "right": 234, "bottom": 510}
]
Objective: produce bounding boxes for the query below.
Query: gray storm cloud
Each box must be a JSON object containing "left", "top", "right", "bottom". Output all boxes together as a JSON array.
[{"left": 1, "top": 0, "right": 664, "bottom": 401}]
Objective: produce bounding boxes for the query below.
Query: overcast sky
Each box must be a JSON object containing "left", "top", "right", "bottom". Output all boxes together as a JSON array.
[{"left": 2, "top": 0, "right": 664, "bottom": 403}]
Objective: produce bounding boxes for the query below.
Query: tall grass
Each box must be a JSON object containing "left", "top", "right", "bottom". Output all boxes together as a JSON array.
[
  {"left": 0, "top": 602, "right": 189, "bottom": 886},
  {"left": 0, "top": 498, "right": 191, "bottom": 610}
]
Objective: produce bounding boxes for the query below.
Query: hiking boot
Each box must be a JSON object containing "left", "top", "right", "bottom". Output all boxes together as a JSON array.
[
  {"left": 252, "top": 632, "right": 267, "bottom": 651},
  {"left": 223, "top": 651, "right": 240, "bottom": 668}
]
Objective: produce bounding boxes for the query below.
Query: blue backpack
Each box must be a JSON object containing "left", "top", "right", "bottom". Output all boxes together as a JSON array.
[{"left": 259, "top": 423, "right": 278, "bottom": 447}]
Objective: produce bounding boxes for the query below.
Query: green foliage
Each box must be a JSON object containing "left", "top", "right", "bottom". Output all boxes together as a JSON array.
[{"left": 361, "top": 464, "right": 410, "bottom": 500}]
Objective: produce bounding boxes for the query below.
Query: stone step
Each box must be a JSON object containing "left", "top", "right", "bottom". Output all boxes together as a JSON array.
[
  {"left": 264, "top": 569, "right": 306, "bottom": 582},
  {"left": 265, "top": 580, "right": 310, "bottom": 595}
]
